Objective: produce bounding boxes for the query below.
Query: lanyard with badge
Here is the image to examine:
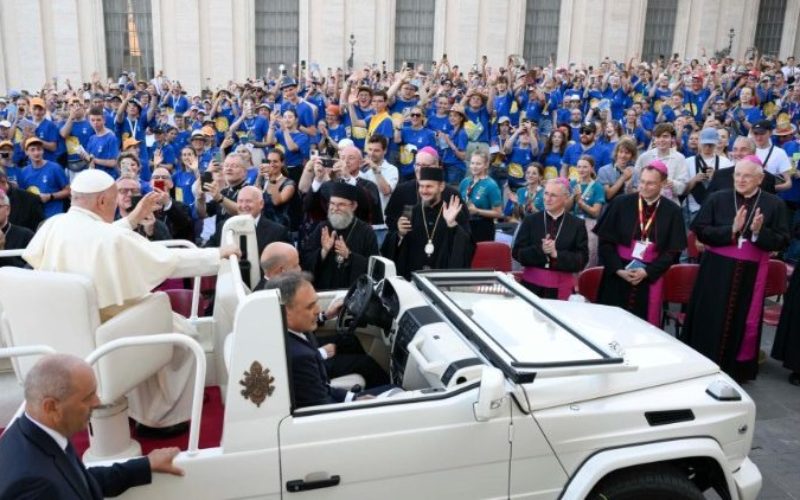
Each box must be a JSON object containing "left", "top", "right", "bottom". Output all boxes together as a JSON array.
[
  {"left": 127, "top": 117, "right": 138, "bottom": 139},
  {"left": 633, "top": 196, "right": 659, "bottom": 259}
]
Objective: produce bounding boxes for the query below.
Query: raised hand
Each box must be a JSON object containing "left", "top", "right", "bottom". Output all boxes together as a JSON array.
[
  {"left": 732, "top": 205, "right": 748, "bottom": 234},
  {"left": 750, "top": 207, "right": 764, "bottom": 234},
  {"left": 442, "top": 195, "right": 462, "bottom": 227}
]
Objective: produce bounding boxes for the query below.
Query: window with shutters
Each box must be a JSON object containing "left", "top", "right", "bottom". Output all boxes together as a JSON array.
[
  {"left": 103, "top": 0, "right": 155, "bottom": 80},
  {"left": 255, "top": 0, "right": 300, "bottom": 78},
  {"left": 394, "top": 0, "right": 436, "bottom": 70},
  {"left": 754, "top": 0, "right": 786, "bottom": 57},
  {"left": 523, "top": 0, "right": 561, "bottom": 68},
  {"left": 641, "top": 0, "right": 678, "bottom": 63}
]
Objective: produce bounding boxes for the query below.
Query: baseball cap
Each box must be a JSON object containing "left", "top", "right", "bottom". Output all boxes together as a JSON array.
[
  {"left": 0, "top": 140, "right": 13, "bottom": 149},
  {"left": 122, "top": 137, "right": 141, "bottom": 149},
  {"left": 25, "top": 137, "right": 44, "bottom": 149},
  {"left": 30, "top": 97, "right": 46, "bottom": 109},
  {"left": 497, "top": 116, "right": 511, "bottom": 124},
  {"left": 190, "top": 130, "right": 205, "bottom": 139},
  {"left": 0, "top": 120, "right": 11, "bottom": 128},
  {"left": 699, "top": 128, "right": 719, "bottom": 145},
  {"left": 751, "top": 120, "right": 773, "bottom": 133}
]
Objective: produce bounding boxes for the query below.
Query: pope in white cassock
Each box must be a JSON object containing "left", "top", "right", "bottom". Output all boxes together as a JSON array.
[{"left": 23, "top": 169, "right": 239, "bottom": 430}]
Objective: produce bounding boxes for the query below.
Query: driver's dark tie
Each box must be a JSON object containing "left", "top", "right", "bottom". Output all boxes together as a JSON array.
[{"left": 306, "top": 332, "right": 319, "bottom": 350}]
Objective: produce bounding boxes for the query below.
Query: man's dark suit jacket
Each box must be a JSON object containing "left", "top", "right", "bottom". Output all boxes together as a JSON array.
[
  {"left": 207, "top": 215, "right": 291, "bottom": 258},
  {"left": 8, "top": 185, "right": 44, "bottom": 233},
  {"left": 706, "top": 166, "right": 777, "bottom": 197},
  {"left": 286, "top": 331, "right": 347, "bottom": 409},
  {"left": 0, "top": 414, "right": 151, "bottom": 499},
  {"left": 0, "top": 223, "right": 34, "bottom": 268},
  {"left": 156, "top": 199, "right": 195, "bottom": 241}
]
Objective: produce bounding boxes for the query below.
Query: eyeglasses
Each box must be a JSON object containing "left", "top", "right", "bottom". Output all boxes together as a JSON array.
[
  {"left": 580, "top": 130, "right": 594, "bottom": 135},
  {"left": 118, "top": 188, "right": 140, "bottom": 194},
  {"left": 151, "top": 175, "right": 171, "bottom": 180},
  {"left": 410, "top": 113, "right": 422, "bottom": 117}
]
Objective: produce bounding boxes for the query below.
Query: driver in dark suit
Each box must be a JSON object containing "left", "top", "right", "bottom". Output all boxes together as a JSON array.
[
  {"left": 265, "top": 272, "right": 392, "bottom": 409},
  {"left": 0, "top": 354, "right": 184, "bottom": 499}
]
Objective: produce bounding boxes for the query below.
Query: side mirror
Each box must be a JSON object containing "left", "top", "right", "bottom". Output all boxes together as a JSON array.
[{"left": 474, "top": 367, "right": 507, "bottom": 422}]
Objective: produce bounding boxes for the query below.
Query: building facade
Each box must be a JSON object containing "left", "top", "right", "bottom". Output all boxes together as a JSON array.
[{"left": 1, "top": 0, "right": 799, "bottom": 95}]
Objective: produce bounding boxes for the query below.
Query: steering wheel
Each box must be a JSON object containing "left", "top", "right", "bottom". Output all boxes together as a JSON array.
[{"left": 336, "top": 275, "right": 376, "bottom": 335}]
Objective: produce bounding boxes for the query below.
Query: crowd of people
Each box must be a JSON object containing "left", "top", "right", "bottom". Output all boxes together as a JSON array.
[{"left": 1, "top": 49, "right": 800, "bottom": 389}]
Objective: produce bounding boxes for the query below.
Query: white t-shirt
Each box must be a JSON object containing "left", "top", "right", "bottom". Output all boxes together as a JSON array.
[
  {"left": 359, "top": 159, "right": 399, "bottom": 213},
  {"left": 756, "top": 142, "right": 791, "bottom": 177}
]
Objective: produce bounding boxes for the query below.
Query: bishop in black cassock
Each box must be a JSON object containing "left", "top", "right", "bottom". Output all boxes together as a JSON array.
[
  {"left": 382, "top": 167, "right": 474, "bottom": 279},
  {"left": 594, "top": 162, "right": 686, "bottom": 326},
  {"left": 301, "top": 182, "right": 379, "bottom": 291},
  {"left": 771, "top": 221, "right": 800, "bottom": 385},
  {"left": 684, "top": 157, "right": 789, "bottom": 382},
  {"left": 513, "top": 179, "right": 588, "bottom": 299}
]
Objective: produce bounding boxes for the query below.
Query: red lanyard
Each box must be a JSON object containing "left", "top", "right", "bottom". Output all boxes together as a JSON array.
[{"left": 638, "top": 196, "right": 660, "bottom": 242}]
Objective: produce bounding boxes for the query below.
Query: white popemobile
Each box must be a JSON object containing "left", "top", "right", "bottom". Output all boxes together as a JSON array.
[{"left": 0, "top": 215, "right": 762, "bottom": 499}]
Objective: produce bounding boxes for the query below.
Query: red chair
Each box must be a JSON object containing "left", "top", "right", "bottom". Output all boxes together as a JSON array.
[
  {"left": 686, "top": 231, "right": 703, "bottom": 263},
  {"left": 763, "top": 259, "right": 788, "bottom": 326},
  {"left": 165, "top": 289, "right": 210, "bottom": 318},
  {"left": 661, "top": 264, "right": 700, "bottom": 336},
  {"left": 156, "top": 278, "right": 187, "bottom": 291},
  {"left": 471, "top": 241, "right": 512, "bottom": 272},
  {"left": 577, "top": 266, "right": 603, "bottom": 303}
]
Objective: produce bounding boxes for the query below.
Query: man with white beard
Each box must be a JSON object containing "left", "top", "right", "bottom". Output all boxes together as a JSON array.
[{"left": 301, "top": 182, "right": 379, "bottom": 290}]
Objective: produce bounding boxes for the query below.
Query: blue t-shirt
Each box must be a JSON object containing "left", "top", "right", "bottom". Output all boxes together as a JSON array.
[
  {"left": 280, "top": 100, "right": 317, "bottom": 132},
  {"left": 440, "top": 127, "right": 469, "bottom": 170},
  {"left": 570, "top": 179, "right": 606, "bottom": 219},
  {"left": 398, "top": 126, "right": 437, "bottom": 177},
  {"left": 506, "top": 142, "right": 536, "bottom": 189},
  {"left": 61, "top": 120, "right": 95, "bottom": 163},
  {"left": 238, "top": 116, "right": 269, "bottom": 143},
  {"left": 515, "top": 185, "right": 544, "bottom": 215},
  {"left": 116, "top": 114, "right": 153, "bottom": 179},
  {"left": 464, "top": 106, "right": 490, "bottom": 143},
  {"left": 163, "top": 95, "right": 189, "bottom": 116},
  {"left": 85, "top": 131, "right": 120, "bottom": 174},
  {"left": 425, "top": 112, "right": 452, "bottom": 135},
  {"left": 275, "top": 129, "right": 310, "bottom": 167},
  {"left": 172, "top": 169, "right": 198, "bottom": 208},
  {"left": 150, "top": 141, "right": 177, "bottom": 168},
  {"left": 562, "top": 142, "right": 610, "bottom": 180},
  {"left": 326, "top": 124, "right": 348, "bottom": 145},
  {"left": 343, "top": 105, "right": 374, "bottom": 150},
  {"left": 17, "top": 161, "right": 69, "bottom": 218},
  {"left": 172, "top": 131, "right": 191, "bottom": 154},
  {"left": 459, "top": 177, "right": 502, "bottom": 210},
  {"left": 779, "top": 141, "right": 800, "bottom": 203},
  {"left": 390, "top": 97, "right": 419, "bottom": 123},
  {"left": 540, "top": 150, "right": 564, "bottom": 180},
  {"left": 602, "top": 87, "right": 631, "bottom": 121},
  {"left": 34, "top": 119, "right": 62, "bottom": 162},
  {"left": 684, "top": 88, "right": 711, "bottom": 122}
]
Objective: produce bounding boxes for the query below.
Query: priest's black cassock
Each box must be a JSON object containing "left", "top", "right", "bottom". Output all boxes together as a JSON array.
[
  {"left": 594, "top": 193, "right": 686, "bottom": 326},
  {"left": 683, "top": 189, "right": 789, "bottom": 381},
  {"left": 706, "top": 167, "right": 776, "bottom": 197},
  {"left": 512, "top": 211, "right": 588, "bottom": 299},
  {"left": 382, "top": 173, "right": 474, "bottom": 279},
  {"left": 384, "top": 179, "right": 461, "bottom": 232},
  {"left": 301, "top": 183, "right": 379, "bottom": 291},
  {"left": 771, "top": 221, "right": 800, "bottom": 376}
]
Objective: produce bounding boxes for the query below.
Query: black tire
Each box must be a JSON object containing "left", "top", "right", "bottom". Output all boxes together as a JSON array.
[{"left": 588, "top": 465, "right": 705, "bottom": 500}]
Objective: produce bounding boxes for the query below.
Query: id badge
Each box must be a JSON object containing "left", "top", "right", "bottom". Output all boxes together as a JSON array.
[{"left": 632, "top": 240, "right": 650, "bottom": 260}]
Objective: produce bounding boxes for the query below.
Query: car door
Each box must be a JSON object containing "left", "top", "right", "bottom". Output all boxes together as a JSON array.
[{"left": 278, "top": 386, "right": 510, "bottom": 499}]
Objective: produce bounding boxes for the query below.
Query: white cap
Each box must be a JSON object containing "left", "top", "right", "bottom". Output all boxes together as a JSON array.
[
  {"left": 0, "top": 120, "right": 11, "bottom": 128},
  {"left": 337, "top": 138, "right": 355, "bottom": 149},
  {"left": 71, "top": 169, "right": 115, "bottom": 194}
]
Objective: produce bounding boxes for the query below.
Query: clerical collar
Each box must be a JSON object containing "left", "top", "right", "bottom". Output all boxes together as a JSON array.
[
  {"left": 737, "top": 188, "right": 760, "bottom": 200},
  {"left": 642, "top": 195, "right": 661, "bottom": 205},
  {"left": 545, "top": 209, "right": 565, "bottom": 219}
]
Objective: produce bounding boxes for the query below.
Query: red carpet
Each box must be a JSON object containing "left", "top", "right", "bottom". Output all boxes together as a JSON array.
[{"left": 1, "top": 386, "right": 224, "bottom": 457}]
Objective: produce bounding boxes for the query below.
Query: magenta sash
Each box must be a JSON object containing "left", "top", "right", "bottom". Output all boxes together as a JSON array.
[
  {"left": 617, "top": 242, "right": 664, "bottom": 327},
  {"left": 707, "top": 242, "right": 770, "bottom": 362},
  {"left": 522, "top": 267, "right": 575, "bottom": 300}
]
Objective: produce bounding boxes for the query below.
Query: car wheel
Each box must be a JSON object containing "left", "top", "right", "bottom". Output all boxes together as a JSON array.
[{"left": 588, "top": 464, "right": 705, "bottom": 500}]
